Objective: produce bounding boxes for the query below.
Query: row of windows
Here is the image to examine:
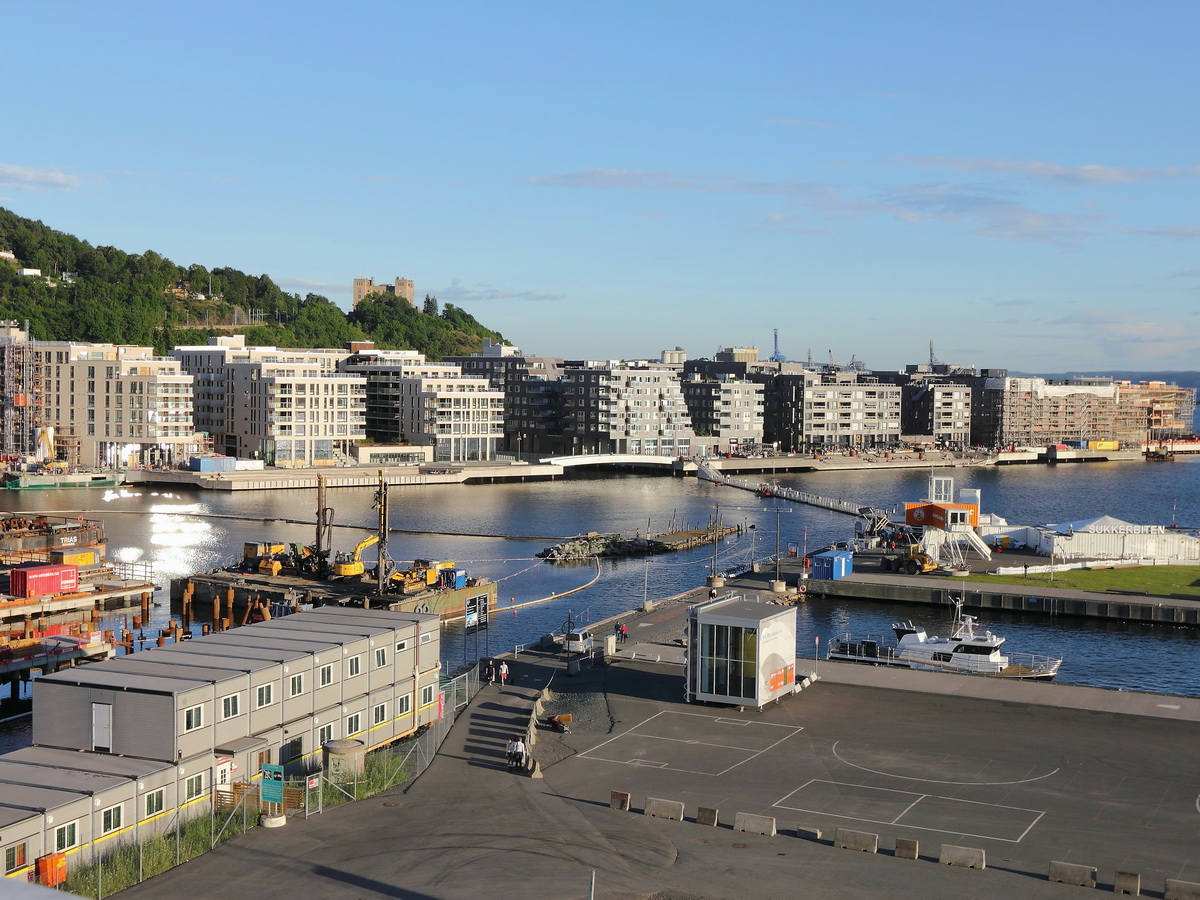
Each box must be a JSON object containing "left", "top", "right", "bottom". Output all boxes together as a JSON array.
[{"left": 183, "top": 645, "right": 423, "bottom": 730}]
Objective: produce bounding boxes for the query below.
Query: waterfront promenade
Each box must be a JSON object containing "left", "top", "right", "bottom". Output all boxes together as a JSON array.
[{"left": 123, "top": 589, "right": 1200, "bottom": 900}]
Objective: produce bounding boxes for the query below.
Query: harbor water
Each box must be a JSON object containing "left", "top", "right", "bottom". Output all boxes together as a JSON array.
[{"left": 1, "top": 458, "right": 1197, "bottom": 751}]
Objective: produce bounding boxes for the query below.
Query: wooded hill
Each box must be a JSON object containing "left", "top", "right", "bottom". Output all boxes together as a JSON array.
[{"left": 0, "top": 207, "right": 506, "bottom": 358}]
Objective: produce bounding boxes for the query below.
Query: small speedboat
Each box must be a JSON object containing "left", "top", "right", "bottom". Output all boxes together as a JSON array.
[{"left": 827, "top": 601, "right": 1062, "bottom": 680}]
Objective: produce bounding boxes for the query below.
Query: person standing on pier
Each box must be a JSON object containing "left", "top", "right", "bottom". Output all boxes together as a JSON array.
[{"left": 498, "top": 660, "right": 509, "bottom": 688}]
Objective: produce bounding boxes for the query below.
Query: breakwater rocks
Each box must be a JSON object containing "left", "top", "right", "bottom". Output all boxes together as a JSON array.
[{"left": 538, "top": 534, "right": 650, "bottom": 561}]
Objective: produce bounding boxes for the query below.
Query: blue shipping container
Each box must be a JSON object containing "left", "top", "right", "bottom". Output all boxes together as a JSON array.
[{"left": 811, "top": 550, "right": 853, "bottom": 581}]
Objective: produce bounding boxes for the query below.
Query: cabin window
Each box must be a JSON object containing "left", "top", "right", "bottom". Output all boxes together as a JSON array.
[
  {"left": 318, "top": 724, "right": 333, "bottom": 745},
  {"left": 281, "top": 737, "right": 303, "bottom": 763},
  {"left": 397, "top": 695, "right": 411, "bottom": 716},
  {"left": 289, "top": 674, "right": 304, "bottom": 697},
  {"left": 221, "top": 694, "right": 240, "bottom": 720},
  {"left": 145, "top": 789, "right": 165, "bottom": 818},
  {"left": 373, "top": 702, "right": 387, "bottom": 725},
  {"left": 184, "top": 773, "right": 204, "bottom": 801},
  {"left": 420, "top": 684, "right": 435, "bottom": 707},
  {"left": 319, "top": 664, "right": 333, "bottom": 687},
  {"left": 101, "top": 804, "right": 123, "bottom": 835},
  {"left": 184, "top": 705, "right": 203, "bottom": 731},
  {"left": 348, "top": 655, "right": 362, "bottom": 678},
  {"left": 345, "top": 713, "right": 362, "bottom": 736},
  {"left": 395, "top": 640, "right": 408, "bottom": 653},
  {"left": 55, "top": 822, "right": 79, "bottom": 852},
  {"left": 374, "top": 648, "right": 387, "bottom": 668},
  {"left": 419, "top": 632, "right": 432, "bottom": 645},
  {"left": 4, "top": 842, "right": 28, "bottom": 874},
  {"left": 256, "top": 684, "right": 274, "bottom": 709}
]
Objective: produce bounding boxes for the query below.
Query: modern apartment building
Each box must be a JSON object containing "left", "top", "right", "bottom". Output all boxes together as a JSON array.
[
  {"left": 445, "top": 341, "right": 565, "bottom": 457},
  {"left": 796, "top": 369, "right": 902, "bottom": 449},
  {"left": 352, "top": 277, "right": 415, "bottom": 308},
  {"left": 342, "top": 348, "right": 504, "bottom": 462},
  {"left": 982, "top": 376, "right": 1118, "bottom": 447},
  {"left": 560, "top": 361, "right": 695, "bottom": 456},
  {"left": 171, "top": 336, "right": 365, "bottom": 467},
  {"left": 680, "top": 373, "right": 764, "bottom": 454}
]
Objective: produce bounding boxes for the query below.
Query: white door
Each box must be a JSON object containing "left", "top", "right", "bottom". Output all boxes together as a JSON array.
[
  {"left": 91, "top": 703, "right": 113, "bottom": 752},
  {"left": 216, "top": 761, "right": 232, "bottom": 785}
]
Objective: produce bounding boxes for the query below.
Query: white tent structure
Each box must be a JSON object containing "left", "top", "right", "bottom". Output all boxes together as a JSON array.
[{"left": 1036, "top": 516, "right": 1200, "bottom": 563}]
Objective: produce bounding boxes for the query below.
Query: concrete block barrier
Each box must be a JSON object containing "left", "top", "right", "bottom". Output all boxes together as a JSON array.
[
  {"left": 609, "top": 791, "right": 631, "bottom": 811},
  {"left": 834, "top": 828, "right": 878, "bottom": 853},
  {"left": 1165, "top": 878, "right": 1200, "bottom": 900},
  {"left": 696, "top": 806, "right": 719, "bottom": 827},
  {"left": 643, "top": 797, "right": 685, "bottom": 821},
  {"left": 1049, "top": 861, "right": 1096, "bottom": 887},
  {"left": 1113, "top": 871, "right": 1140, "bottom": 896},
  {"left": 895, "top": 837, "right": 919, "bottom": 860},
  {"left": 940, "top": 844, "right": 986, "bottom": 869},
  {"left": 733, "top": 812, "right": 776, "bottom": 836},
  {"left": 795, "top": 825, "right": 822, "bottom": 842}
]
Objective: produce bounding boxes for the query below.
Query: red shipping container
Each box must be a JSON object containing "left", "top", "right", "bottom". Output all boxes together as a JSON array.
[{"left": 9, "top": 564, "right": 79, "bottom": 598}]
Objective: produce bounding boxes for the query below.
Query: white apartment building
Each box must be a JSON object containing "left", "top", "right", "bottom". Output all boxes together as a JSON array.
[
  {"left": 562, "top": 362, "right": 695, "bottom": 456},
  {"left": 35, "top": 341, "right": 198, "bottom": 467},
  {"left": 171, "top": 336, "right": 366, "bottom": 467},
  {"left": 342, "top": 350, "right": 504, "bottom": 462},
  {"left": 802, "top": 370, "right": 902, "bottom": 448},
  {"left": 681, "top": 373, "right": 764, "bottom": 454}
]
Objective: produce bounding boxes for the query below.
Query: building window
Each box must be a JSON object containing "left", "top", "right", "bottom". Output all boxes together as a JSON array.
[
  {"left": 396, "top": 694, "right": 411, "bottom": 716},
  {"left": 372, "top": 703, "right": 387, "bottom": 725},
  {"left": 184, "top": 705, "right": 203, "bottom": 731},
  {"left": 184, "top": 773, "right": 204, "bottom": 801},
  {"left": 220, "top": 694, "right": 240, "bottom": 720},
  {"left": 319, "top": 664, "right": 333, "bottom": 687},
  {"left": 4, "top": 842, "right": 28, "bottom": 875},
  {"left": 281, "top": 737, "right": 303, "bottom": 763},
  {"left": 345, "top": 713, "right": 362, "bottom": 736},
  {"left": 102, "top": 804, "right": 123, "bottom": 834},
  {"left": 419, "top": 632, "right": 432, "bottom": 645},
  {"left": 145, "top": 789, "right": 165, "bottom": 818},
  {"left": 55, "top": 822, "right": 79, "bottom": 852},
  {"left": 256, "top": 684, "right": 274, "bottom": 709},
  {"left": 318, "top": 723, "right": 333, "bottom": 745},
  {"left": 420, "top": 684, "right": 434, "bottom": 706},
  {"left": 374, "top": 647, "right": 387, "bottom": 668},
  {"left": 289, "top": 674, "right": 304, "bottom": 697},
  {"left": 254, "top": 749, "right": 271, "bottom": 771},
  {"left": 395, "top": 640, "right": 408, "bottom": 653},
  {"left": 348, "top": 655, "right": 362, "bottom": 678}
]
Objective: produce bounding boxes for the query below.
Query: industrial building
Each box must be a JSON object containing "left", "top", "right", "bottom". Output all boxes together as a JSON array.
[{"left": 1, "top": 607, "right": 441, "bottom": 883}]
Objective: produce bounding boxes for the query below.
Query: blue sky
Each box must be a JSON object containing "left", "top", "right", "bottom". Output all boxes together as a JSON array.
[{"left": 3, "top": 1, "right": 1199, "bottom": 371}]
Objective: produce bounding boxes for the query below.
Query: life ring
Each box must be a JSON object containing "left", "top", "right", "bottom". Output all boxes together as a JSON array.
[{"left": 799, "top": 584, "right": 807, "bottom": 594}]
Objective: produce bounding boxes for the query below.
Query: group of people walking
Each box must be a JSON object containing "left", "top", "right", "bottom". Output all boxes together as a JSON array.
[{"left": 613, "top": 621, "right": 629, "bottom": 643}]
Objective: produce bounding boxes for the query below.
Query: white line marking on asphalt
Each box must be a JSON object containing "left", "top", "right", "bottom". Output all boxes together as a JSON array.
[{"left": 831, "top": 739, "right": 1060, "bottom": 786}]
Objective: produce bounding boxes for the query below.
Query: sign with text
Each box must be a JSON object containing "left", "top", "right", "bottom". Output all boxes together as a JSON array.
[
  {"left": 465, "top": 593, "right": 489, "bottom": 633},
  {"left": 261, "top": 763, "right": 284, "bottom": 803}
]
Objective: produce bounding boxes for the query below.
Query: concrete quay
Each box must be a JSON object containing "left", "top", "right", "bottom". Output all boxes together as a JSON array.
[{"left": 122, "top": 589, "right": 1200, "bottom": 900}]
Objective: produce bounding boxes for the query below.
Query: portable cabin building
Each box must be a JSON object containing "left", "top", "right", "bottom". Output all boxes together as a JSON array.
[
  {"left": 811, "top": 550, "right": 853, "bottom": 580},
  {"left": 684, "top": 596, "right": 798, "bottom": 708}
]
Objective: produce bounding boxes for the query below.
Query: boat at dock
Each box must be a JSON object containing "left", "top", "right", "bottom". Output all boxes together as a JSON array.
[
  {"left": 3, "top": 468, "right": 125, "bottom": 490},
  {"left": 828, "top": 601, "right": 1063, "bottom": 680}
]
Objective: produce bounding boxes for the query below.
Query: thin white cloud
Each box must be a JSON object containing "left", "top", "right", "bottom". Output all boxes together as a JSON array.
[
  {"left": 892, "top": 155, "right": 1200, "bottom": 186},
  {"left": 277, "top": 278, "right": 345, "bottom": 294},
  {"left": 765, "top": 117, "right": 842, "bottom": 130},
  {"left": 1047, "top": 307, "right": 1197, "bottom": 363},
  {"left": 1116, "top": 226, "right": 1200, "bottom": 242},
  {"left": 531, "top": 168, "right": 1100, "bottom": 246},
  {"left": 0, "top": 162, "right": 82, "bottom": 191},
  {"left": 877, "top": 183, "right": 1099, "bottom": 247},
  {"left": 1169, "top": 268, "right": 1200, "bottom": 278},
  {"left": 438, "top": 279, "right": 565, "bottom": 304}
]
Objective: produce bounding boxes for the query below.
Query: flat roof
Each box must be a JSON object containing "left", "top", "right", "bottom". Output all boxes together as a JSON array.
[
  {"left": 150, "top": 639, "right": 315, "bottom": 664},
  {"left": 37, "top": 666, "right": 208, "bottom": 694},
  {"left": 692, "top": 597, "right": 796, "bottom": 625},
  {"left": 105, "top": 657, "right": 252, "bottom": 683},
  {"left": 0, "top": 759, "right": 128, "bottom": 796},
  {"left": 2, "top": 747, "right": 170, "bottom": 780}
]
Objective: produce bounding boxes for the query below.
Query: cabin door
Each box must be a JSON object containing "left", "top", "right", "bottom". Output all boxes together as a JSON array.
[
  {"left": 91, "top": 702, "right": 113, "bottom": 753},
  {"left": 215, "top": 760, "right": 232, "bottom": 786}
]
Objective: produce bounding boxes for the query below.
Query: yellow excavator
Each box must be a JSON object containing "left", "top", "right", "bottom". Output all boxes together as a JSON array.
[{"left": 332, "top": 535, "right": 379, "bottom": 579}]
